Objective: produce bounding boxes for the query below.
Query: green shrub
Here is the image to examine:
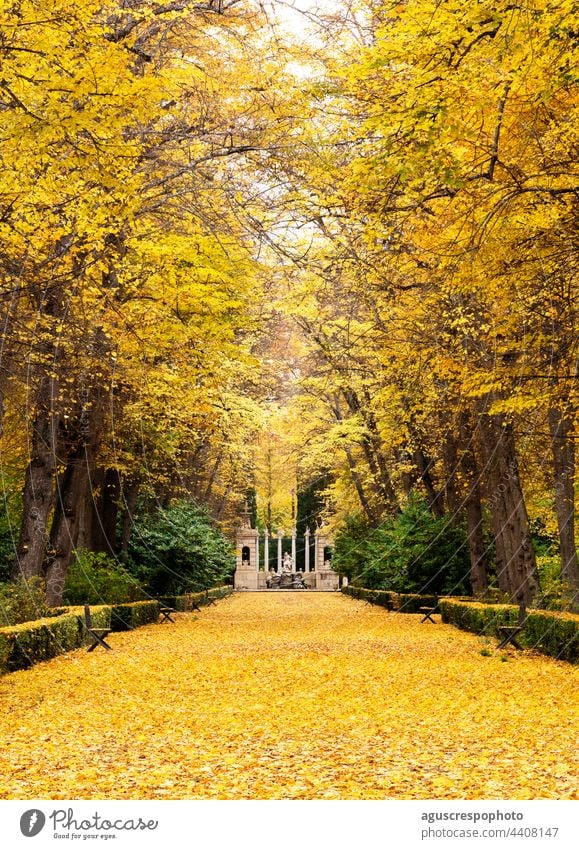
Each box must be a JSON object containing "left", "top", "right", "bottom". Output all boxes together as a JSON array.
[
  {"left": 439, "top": 599, "right": 514, "bottom": 635},
  {"left": 127, "top": 500, "right": 235, "bottom": 595},
  {"left": 332, "top": 514, "right": 372, "bottom": 583},
  {"left": 0, "top": 535, "right": 14, "bottom": 583},
  {"left": 334, "top": 496, "right": 471, "bottom": 595},
  {"left": 0, "top": 489, "right": 21, "bottom": 583},
  {"left": 534, "top": 554, "right": 578, "bottom": 611},
  {"left": 0, "top": 577, "right": 51, "bottom": 626},
  {"left": 440, "top": 599, "right": 579, "bottom": 664},
  {"left": 63, "top": 550, "right": 143, "bottom": 605},
  {"left": 521, "top": 610, "right": 579, "bottom": 662}
]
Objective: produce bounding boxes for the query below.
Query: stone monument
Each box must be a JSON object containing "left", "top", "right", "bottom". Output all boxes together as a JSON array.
[{"left": 233, "top": 505, "right": 259, "bottom": 590}]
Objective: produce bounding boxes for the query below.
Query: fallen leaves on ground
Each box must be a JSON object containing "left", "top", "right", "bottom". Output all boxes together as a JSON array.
[{"left": 0, "top": 593, "right": 576, "bottom": 799}]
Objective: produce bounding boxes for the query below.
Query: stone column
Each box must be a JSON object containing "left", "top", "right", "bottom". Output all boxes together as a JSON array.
[
  {"left": 304, "top": 527, "right": 310, "bottom": 572},
  {"left": 277, "top": 530, "right": 283, "bottom": 573},
  {"left": 264, "top": 528, "right": 269, "bottom": 572},
  {"left": 314, "top": 529, "right": 319, "bottom": 571},
  {"left": 291, "top": 527, "right": 297, "bottom": 570},
  {"left": 234, "top": 511, "right": 259, "bottom": 591},
  {"left": 316, "top": 531, "right": 328, "bottom": 570}
]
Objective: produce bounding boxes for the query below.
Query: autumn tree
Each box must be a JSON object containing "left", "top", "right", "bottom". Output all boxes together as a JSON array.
[
  {"left": 0, "top": 0, "right": 296, "bottom": 603},
  {"left": 254, "top": 0, "right": 577, "bottom": 603}
]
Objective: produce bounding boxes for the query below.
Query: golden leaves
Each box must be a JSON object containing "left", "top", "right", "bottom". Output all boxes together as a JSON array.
[{"left": 0, "top": 594, "right": 576, "bottom": 799}]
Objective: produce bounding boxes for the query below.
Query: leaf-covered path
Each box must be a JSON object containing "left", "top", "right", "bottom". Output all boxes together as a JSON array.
[{"left": 0, "top": 593, "right": 576, "bottom": 799}]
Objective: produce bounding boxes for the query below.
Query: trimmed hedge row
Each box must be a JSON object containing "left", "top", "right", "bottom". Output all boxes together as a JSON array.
[
  {"left": 0, "top": 605, "right": 108, "bottom": 674},
  {"left": 0, "top": 587, "right": 234, "bottom": 675},
  {"left": 440, "top": 599, "right": 579, "bottom": 664},
  {"left": 343, "top": 587, "right": 578, "bottom": 663},
  {"left": 110, "top": 600, "right": 161, "bottom": 631},
  {"left": 342, "top": 586, "right": 439, "bottom": 613},
  {"left": 0, "top": 600, "right": 159, "bottom": 675},
  {"left": 158, "top": 585, "right": 234, "bottom": 612}
]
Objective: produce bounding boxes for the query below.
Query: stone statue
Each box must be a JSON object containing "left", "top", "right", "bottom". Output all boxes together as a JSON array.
[{"left": 282, "top": 552, "right": 293, "bottom": 573}]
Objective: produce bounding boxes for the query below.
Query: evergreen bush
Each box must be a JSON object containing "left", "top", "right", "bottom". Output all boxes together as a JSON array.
[
  {"left": 333, "top": 496, "right": 471, "bottom": 595},
  {"left": 0, "top": 577, "right": 51, "bottom": 626},
  {"left": 63, "top": 550, "right": 143, "bottom": 605},
  {"left": 127, "top": 500, "right": 235, "bottom": 595}
]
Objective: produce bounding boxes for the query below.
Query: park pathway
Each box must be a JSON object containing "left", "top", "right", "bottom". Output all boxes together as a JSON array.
[{"left": 0, "top": 593, "right": 576, "bottom": 799}]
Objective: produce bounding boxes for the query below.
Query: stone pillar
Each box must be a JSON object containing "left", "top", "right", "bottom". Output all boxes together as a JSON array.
[
  {"left": 234, "top": 510, "right": 259, "bottom": 590},
  {"left": 315, "top": 530, "right": 329, "bottom": 570},
  {"left": 291, "top": 527, "right": 297, "bottom": 569},
  {"left": 314, "top": 529, "right": 319, "bottom": 571},
  {"left": 277, "top": 530, "right": 283, "bottom": 573},
  {"left": 304, "top": 527, "right": 310, "bottom": 572},
  {"left": 264, "top": 528, "right": 269, "bottom": 572},
  {"left": 315, "top": 529, "right": 339, "bottom": 590}
]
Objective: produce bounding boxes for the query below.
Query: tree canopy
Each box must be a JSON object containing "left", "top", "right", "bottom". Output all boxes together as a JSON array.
[{"left": 0, "top": 0, "right": 577, "bottom": 606}]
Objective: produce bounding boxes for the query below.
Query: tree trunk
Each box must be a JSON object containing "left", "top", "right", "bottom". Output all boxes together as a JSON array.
[
  {"left": 466, "top": 489, "right": 487, "bottom": 596},
  {"left": 0, "top": 364, "right": 7, "bottom": 439},
  {"left": 342, "top": 388, "right": 399, "bottom": 514},
  {"left": 75, "top": 477, "right": 96, "bottom": 551},
  {"left": 0, "top": 290, "right": 18, "bottom": 439},
  {"left": 44, "top": 392, "right": 104, "bottom": 605},
  {"left": 11, "top": 281, "right": 68, "bottom": 584},
  {"left": 45, "top": 451, "right": 89, "bottom": 606},
  {"left": 344, "top": 444, "right": 379, "bottom": 524},
  {"left": 402, "top": 401, "right": 444, "bottom": 517},
  {"left": 120, "top": 479, "right": 140, "bottom": 553},
  {"left": 12, "top": 377, "right": 59, "bottom": 581},
  {"left": 361, "top": 388, "right": 400, "bottom": 513},
  {"left": 203, "top": 450, "right": 223, "bottom": 503},
  {"left": 479, "top": 410, "right": 540, "bottom": 604},
  {"left": 396, "top": 447, "right": 417, "bottom": 497},
  {"left": 91, "top": 468, "right": 121, "bottom": 555},
  {"left": 412, "top": 446, "right": 444, "bottom": 517},
  {"left": 548, "top": 405, "right": 579, "bottom": 590}
]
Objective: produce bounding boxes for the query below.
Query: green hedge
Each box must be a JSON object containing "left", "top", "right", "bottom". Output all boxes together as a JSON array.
[
  {"left": 110, "top": 601, "right": 160, "bottom": 631},
  {"left": 439, "top": 599, "right": 579, "bottom": 664},
  {"left": 0, "top": 606, "right": 109, "bottom": 674},
  {"left": 158, "top": 585, "right": 233, "bottom": 612},
  {"left": 0, "top": 586, "right": 233, "bottom": 674},
  {"left": 0, "top": 601, "right": 158, "bottom": 674},
  {"left": 342, "top": 586, "right": 439, "bottom": 613}
]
